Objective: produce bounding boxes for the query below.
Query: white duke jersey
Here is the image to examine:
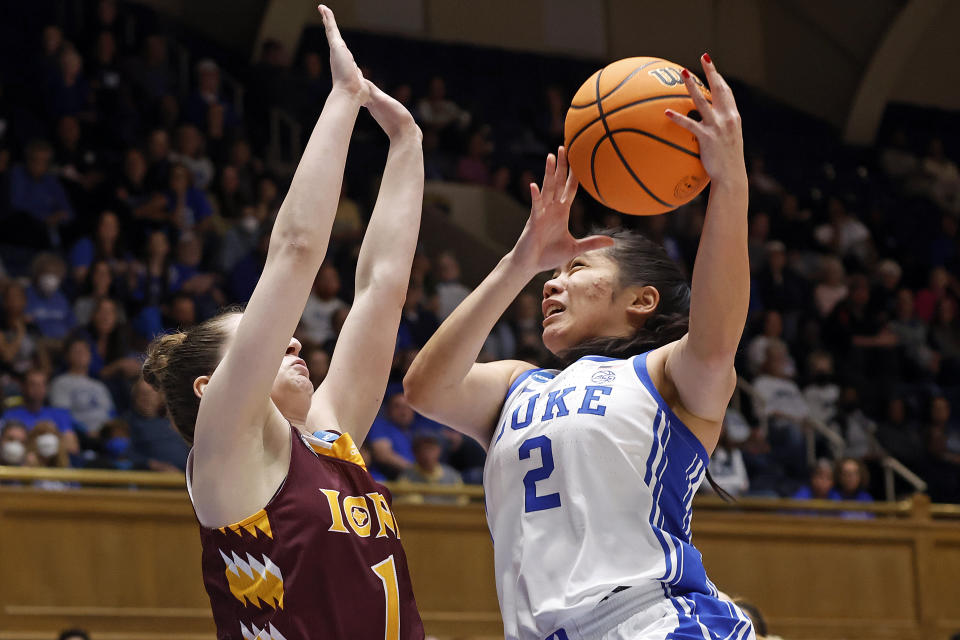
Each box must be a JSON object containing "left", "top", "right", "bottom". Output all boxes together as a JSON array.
[{"left": 484, "top": 353, "right": 754, "bottom": 640}]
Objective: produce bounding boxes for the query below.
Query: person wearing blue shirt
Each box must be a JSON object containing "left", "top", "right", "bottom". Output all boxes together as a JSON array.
[
  {"left": 4, "top": 369, "right": 78, "bottom": 455},
  {"left": 366, "top": 391, "right": 442, "bottom": 480},
  {"left": 8, "top": 140, "right": 74, "bottom": 247},
  {"left": 25, "top": 253, "right": 76, "bottom": 340}
]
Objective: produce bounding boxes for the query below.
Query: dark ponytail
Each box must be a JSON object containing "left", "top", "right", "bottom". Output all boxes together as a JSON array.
[{"left": 554, "top": 227, "right": 734, "bottom": 502}]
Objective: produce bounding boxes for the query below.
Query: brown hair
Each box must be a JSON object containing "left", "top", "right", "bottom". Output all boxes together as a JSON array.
[
  {"left": 141, "top": 311, "right": 239, "bottom": 443},
  {"left": 27, "top": 420, "right": 69, "bottom": 468}
]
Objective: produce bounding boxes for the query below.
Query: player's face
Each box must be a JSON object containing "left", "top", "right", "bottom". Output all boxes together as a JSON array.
[
  {"left": 541, "top": 250, "right": 636, "bottom": 355},
  {"left": 218, "top": 314, "right": 314, "bottom": 417}
]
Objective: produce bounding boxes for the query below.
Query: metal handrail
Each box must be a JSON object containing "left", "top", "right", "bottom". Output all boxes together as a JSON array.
[
  {"left": 268, "top": 106, "right": 303, "bottom": 172},
  {"left": 734, "top": 376, "right": 926, "bottom": 500}
]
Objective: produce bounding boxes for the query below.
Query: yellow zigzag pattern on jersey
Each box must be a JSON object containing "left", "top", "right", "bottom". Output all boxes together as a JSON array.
[{"left": 219, "top": 549, "right": 284, "bottom": 610}]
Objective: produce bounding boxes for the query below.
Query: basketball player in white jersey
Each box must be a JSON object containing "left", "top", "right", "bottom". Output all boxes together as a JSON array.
[{"left": 405, "top": 55, "right": 754, "bottom": 639}]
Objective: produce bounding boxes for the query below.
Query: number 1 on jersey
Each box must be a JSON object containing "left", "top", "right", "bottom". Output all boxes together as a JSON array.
[
  {"left": 519, "top": 435, "right": 561, "bottom": 513},
  {"left": 371, "top": 555, "right": 400, "bottom": 640}
]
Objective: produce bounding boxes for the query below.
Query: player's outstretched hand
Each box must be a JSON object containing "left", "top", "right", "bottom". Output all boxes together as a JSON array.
[
  {"left": 318, "top": 4, "right": 369, "bottom": 103},
  {"left": 664, "top": 54, "right": 746, "bottom": 186},
  {"left": 363, "top": 80, "right": 421, "bottom": 141},
  {"left": 510, "top": 147, "right": 614, "bottom": 275}
]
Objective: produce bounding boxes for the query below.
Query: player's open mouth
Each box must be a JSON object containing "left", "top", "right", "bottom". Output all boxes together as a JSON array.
[{"left": 542, "top": 300, "right": 566, "bottom": 325}]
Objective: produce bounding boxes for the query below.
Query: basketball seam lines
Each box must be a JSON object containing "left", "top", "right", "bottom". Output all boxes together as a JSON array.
[
  {"left": 603, "top": 128, "right": 700, "bottom": 159},
  {"left": 568, "top": 60, "right": 662, "bottom": 109},
  {"left": 593, "top": 68, "right": 672, "bottom": 209},
  {"left": 567, "top": 94, "right": 701, "bottom": 154}
]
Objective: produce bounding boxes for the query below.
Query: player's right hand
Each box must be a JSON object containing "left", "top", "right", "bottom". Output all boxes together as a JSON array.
[
  {"left": 363, "top": 80, "right": 420, "bottom": 141},
  {"left": 509, "top": 147, "right": 614, "bottom": 275},
  {"left": 318, "top": 4, "right": 369, "bottom": 103}
]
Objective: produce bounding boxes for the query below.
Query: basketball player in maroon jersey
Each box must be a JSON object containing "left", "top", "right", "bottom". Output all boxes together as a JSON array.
[{"left": 142, "top": 7, "right": 425, "bottom": 639}]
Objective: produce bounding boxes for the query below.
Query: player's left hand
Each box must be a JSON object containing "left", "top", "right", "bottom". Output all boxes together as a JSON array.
[{"left": 665, "top": 54, "right": 746, "bottom": 187}]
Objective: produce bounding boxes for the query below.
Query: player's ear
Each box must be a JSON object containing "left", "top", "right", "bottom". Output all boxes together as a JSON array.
[
  {"left": 193, "top": 375, "right": 210, "bottom": 399},
  {"left": 625, "top": 285, "right": 660, "bottom": 326}
]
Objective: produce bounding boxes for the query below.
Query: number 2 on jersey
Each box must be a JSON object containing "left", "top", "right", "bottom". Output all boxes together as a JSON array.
[
  {"left": 371, "top": 555, "right": 400, "bottom": 640},
  {"left": 519, "top": 435, "right": 561, "bottom": 512}
]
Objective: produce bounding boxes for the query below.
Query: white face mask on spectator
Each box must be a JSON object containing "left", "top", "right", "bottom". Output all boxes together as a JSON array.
[
  {"left": 1, "top": 441, "right": 26, "bottom": 465},
  {"left": 38, "top": 273, "right": 61, "bottom": 296},
  {"left": 35, "top": 433, "right": 60, "bottom": 458},
  {"left": 240, "top": 215, "right": 258, "bottom": 234}
]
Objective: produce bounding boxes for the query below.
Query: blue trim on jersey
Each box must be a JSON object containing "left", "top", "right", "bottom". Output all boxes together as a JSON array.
[
  {"left": 632, "top": 352, "right": 709, "bottom": 463},
  {"left": 666, "top": 593, "right": 754, "bottom": 640},
  {"left": 506, "top": 367, "right": 543, "bottom": 398},
  {"left": 577, "top": 355, "right": 619, "bottom": 362}
]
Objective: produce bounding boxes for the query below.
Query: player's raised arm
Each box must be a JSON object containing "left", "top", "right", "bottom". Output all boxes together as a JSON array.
[
  {"left": 404, "top": 148, "right": 614, "bottom": 447},
  {"left": 307, "top": 82, "right": 424, "bottom": 443},
  {"left": 193, "top": 6, "right": 369, "bottom": 452},
  {"left": 659, "top": 54, "right": 749, "bottom": 432}
]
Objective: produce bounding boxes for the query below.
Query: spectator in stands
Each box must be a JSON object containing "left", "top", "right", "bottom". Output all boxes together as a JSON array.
[
  {"left": 212, "top": 165, "right": 248, "bottom": 222},
  {"left": 802, "top": 350, "right": 840, "bottom": 429},
  {"left": 8, "top": 140, "right": 74, "bottom": 248},
  {"left": 456, "top": 129, "right": 493, "bottom": 185},
  {"left": 0, "top": 421, "right": 29, "bottom": 466},
  {"left": 930, "top": 297, "right": 960, "bottom": 382},
  {"left": 218, "top": 205, "right": 265, "bottom": 273},
  {"left": 879, "top": 129, "right": 919, "bottom": 182},
  {"left": 395, "top": 282, "right": 436, "bottom": 352},
  {"left": 126, "top": 378, "right": 187, "bottom": 471},
  {"left": 5, "top": 368, "right": 76, "bottom": 444},
  {"left": 914, "top": 267, "right": 954, "bottom": 323},
  {"left": 129, "top": 230, "right": 173, "bottom": 311},
  {"left": 166, "top": 163, "right": 213, "bottom": 234},
  {"left": 145, "top": 128, "right": 172, "bottom": 190},
  {"left": 814, "top": 197, "right": 871, "bottom": 261},
  {"left": 752, "top": 341, "right": 808, "bottom": 478},
  {"left": 54, "top": 115, "right": 103, "bottom": 203},
  {"left": 49, "top": 336, "right": 115, "bottom": 436},
  {"left": 0, "top": 282, "right": 43, "bottom": 377},
  {"left": 86, "top": 418, "right": 139, "bottom": 470},
  {"left": 24, "top": 419, "right": 70, "bottom": 470},
  {"left": 838, "top": 386, "right": 881, "bottom": 461},
  {"left": 400, "top": 432, "right": 465, "bottom": 504},
  {"left": 300, "top": 344, "right": 330, "bottom": 390},
  {"left": 434, "top": 251, "right": 471, "bottom": 320},
  {"left": 169, "top": 233, "right": 223, "bottom": 317},
  {"left": 830, "top": 456, "right": 874, "bottom": 505},
  {"left": 299, "top": 264, "right": 347, "bottom": 346},
  {"left": 700, "top": 422, "right": 749, "bottom": 498},
  {"left": 38, "top": 25, "right": 66, "bottom": 85},
  {"left": 871, "top": 259, "right": 903, "bottom": 318},
  {"left": 746, "top": 310, "right": 794, "bottom": 378},
  {"left": 163, "top": 292, "right": 197, "bottom": 331},
  {"left": 888, "top": 288, "right": 938, "bottom": 379},
  {"left": 88, "top": 32, "right": 125, "bottom": 123},
  {"left": 367, "top": 391, "right": 420, "bottom": 479},
  {"left": 227, "top": 139, "right": 261, "bottom": 201},
  {"left": 921, "top": 138, "right": 960, "bottom": 213},
  {"left": 58, "top": 629, "right": 90, "bottom": 640},
  {"left": 45, "top": 46, "right": 92, "bottom": 120},
  {"left": 185, "top": 58, "right": 237, "bottom": 130},
  {"left": 812, "top": 256, "right": 848, "bottom": 318},
  {"left": 791, "top": 458, "right": 834, "bottom": 500},
  {"left": 753, "top": 240, "right": 807, "bottom": 332},
  {"left": 331, "top": 181, "right": 364, "bottom": 247},
  {"left": 417, "top": 75, "right": 470, "bottom": 134},
  {"left": 26, "top": 253, "right": 76, "bottom": 340},
  {"left": 747, "top": 154, "right": 782, "bottom": 197},
  {"left": 171, "top": 124, "right": 214, "bottom": 191},
  {"left": 68, "top": 210, "right": 126, "bottom": 285},
  {"left": 84, "top": 297, "right": 139, "bottom": 382},
  {"left": 922, "top": 418, "right": 960, "bottom": 503},
  {"left": 746, "top": 211, "right": 770, "bottom": 275},
  {"left": 74, "top": 260, "right": 126, "bottom": 327},
  {"left": 126, "top": 34, "right": 176, "bottom": 103},
  {"left": 876, "top": 396, "right": 923, "bottom": 471},
  {"left": 117, "top": 148, "right": 166, "bottom": 228},
  {"left": 825, "top": 274, "right": 898, "bottom": 384}
]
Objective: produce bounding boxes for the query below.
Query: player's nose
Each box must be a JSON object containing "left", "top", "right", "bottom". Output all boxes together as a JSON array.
[{"left": 286, "top": 338, "right": 302, "bottom": 357}]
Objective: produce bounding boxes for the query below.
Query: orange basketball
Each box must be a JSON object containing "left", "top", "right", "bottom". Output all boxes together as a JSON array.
[{"left": 564, "top": 57, "right": 712, "bottom": 216}]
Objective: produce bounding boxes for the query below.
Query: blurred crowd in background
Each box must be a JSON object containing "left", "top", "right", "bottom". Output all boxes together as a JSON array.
[{"left": 0, "top": 0, "right": 959, "bottom": 504}]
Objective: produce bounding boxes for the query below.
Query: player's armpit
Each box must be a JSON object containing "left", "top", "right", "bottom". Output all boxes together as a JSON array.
[{"left": 405, "top": 359, "right": 535, "bottom": 450}]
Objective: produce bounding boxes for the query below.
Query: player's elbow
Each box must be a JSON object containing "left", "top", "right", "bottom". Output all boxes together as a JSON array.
[{"left": 402, "top": 366, "right": 436, "bottom": 414}]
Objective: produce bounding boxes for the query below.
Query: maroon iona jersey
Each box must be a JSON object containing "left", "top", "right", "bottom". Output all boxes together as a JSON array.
[{"left": 187, "top": 425, "right": 424, "bottom": 640}]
